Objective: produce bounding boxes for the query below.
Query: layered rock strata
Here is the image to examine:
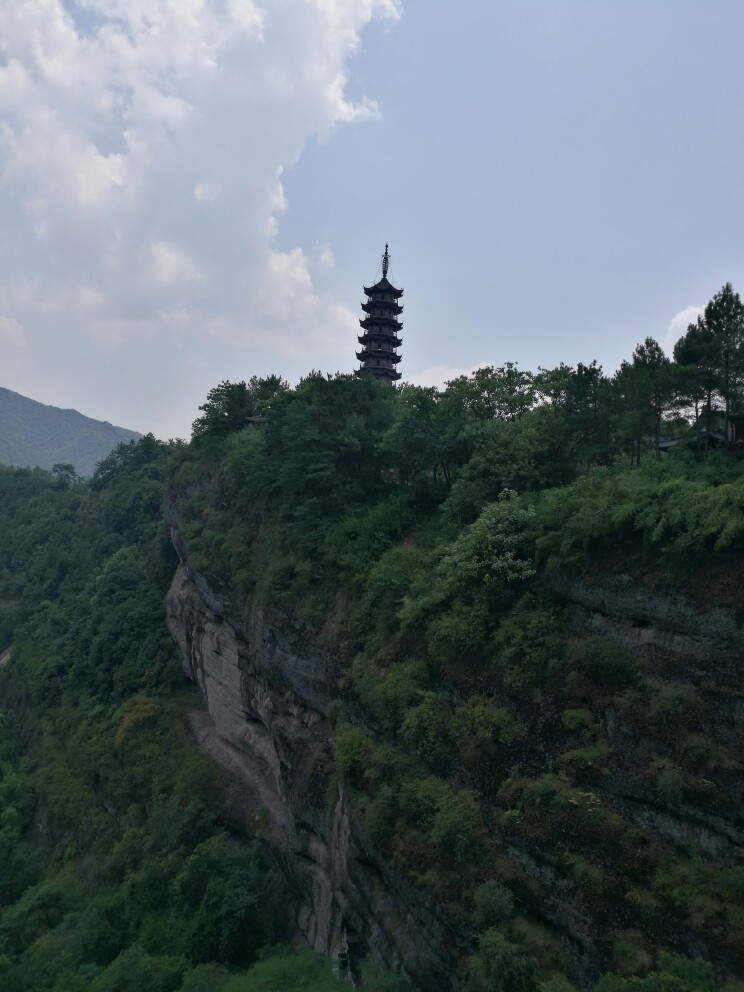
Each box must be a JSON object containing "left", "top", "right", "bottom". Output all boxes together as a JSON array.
[
  {"left": 166, "top": 511, "right": 744, "bottom": 989},
  {"left": 166, "top": 555, "right": 458, "bottom": 992}
]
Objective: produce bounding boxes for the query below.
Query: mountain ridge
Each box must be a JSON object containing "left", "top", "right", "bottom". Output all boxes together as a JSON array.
[{"left": 0, "top": 385, "right": 142, "bottom": 476}]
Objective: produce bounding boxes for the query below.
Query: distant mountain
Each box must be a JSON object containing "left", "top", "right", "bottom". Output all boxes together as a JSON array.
[{"left": 0, "top": 387, "right": 142, "bottom": 477}]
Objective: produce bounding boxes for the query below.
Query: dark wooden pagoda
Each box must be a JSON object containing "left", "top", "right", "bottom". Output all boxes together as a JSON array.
[{"left": 355, "top": 244, "right": 402, "bottom": 384}]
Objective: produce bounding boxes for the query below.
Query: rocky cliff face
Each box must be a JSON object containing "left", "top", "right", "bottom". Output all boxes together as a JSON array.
[
  {"left": 166, "top": 532, "right": 460, "bottom": 991},
  {"left": 166, "top": 509, "right": 744, "bottom": 989}
]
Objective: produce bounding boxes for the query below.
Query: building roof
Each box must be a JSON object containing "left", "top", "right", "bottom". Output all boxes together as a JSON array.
[{"left": 363, "top": 275, "right": 403, "bottom": 299}]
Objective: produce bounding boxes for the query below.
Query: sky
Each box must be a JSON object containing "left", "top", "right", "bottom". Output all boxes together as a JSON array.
[{"left": 1, "top": 0, "right": 743, "bottom": 439}]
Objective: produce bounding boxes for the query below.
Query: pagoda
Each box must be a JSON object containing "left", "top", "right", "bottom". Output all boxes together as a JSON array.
[{"left": 355, "top": 244, "right": 403, "bottom": 384}]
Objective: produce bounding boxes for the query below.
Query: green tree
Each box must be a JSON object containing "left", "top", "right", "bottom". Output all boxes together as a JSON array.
[
  {"left": 536, "top": 362, "right": 614, "bottom": 466},
  {"left": 51, "top": 463, "right": 79, "bottom": 487},
  {"left": 191, "top": 377, "right": 287, "bottom": 440},
  {"left": 443, "top": 363, "right": 536, "bottom": 423},
  {"left": 464, "top": 928, "right": 534, "bottom": 992},
  {"left": 705, "top": 282, "right": 744, "bottom": 437},
  {"left": 614, "top": 338, "right": 674, "bottom": 464}
]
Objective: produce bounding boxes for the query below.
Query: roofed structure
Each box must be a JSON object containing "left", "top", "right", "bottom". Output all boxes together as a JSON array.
[{"left": 355, "top": 245, "right": 403, "bottom": 384}]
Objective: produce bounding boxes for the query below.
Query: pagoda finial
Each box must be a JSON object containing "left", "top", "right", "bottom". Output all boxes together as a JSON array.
[{"left": 382, "top": 243, "right": 389, "bottom": 278}]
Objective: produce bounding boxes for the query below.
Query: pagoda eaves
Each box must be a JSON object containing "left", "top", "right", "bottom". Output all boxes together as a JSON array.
[{"left": 355, "top": 245, "right": 403, "bottom": 385}]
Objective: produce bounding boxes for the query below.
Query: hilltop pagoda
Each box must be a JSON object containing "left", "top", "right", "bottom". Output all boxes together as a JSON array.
[{"left": 355, "top": 244, "right": 403, "bottom": 384}]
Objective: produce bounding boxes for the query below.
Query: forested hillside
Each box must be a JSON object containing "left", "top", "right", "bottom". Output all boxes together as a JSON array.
[
  {"left": 2, "top": 284, "right": 744, "bottom": 991},
  {"left": 167, "top": 285, "right": 744, "bottom": 991},
  {"left": 0, "top": 387, "right": 141, "bottom": 477},
  {"left": 0, "top": 441, "right": 394, "bottom": 992}
]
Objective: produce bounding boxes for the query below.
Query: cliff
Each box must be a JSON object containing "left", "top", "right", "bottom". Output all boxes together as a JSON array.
[
  {"left": 166, "top": 491, "right": 744, "bottom": 990},
  {"left": 166, "top": 528, "right": 460, "bottom": 991}
]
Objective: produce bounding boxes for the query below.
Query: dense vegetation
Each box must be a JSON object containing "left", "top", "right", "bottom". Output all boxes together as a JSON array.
[
  {"left": 0, "top": 386, "right": 140, "bottom": 476},
  {"left": 169, "top": 286, "right": 744, "bottom": 991},
  {"left": 2, "top": 284, "right": 744, "bottom": 990},
  {"left": 0, "top": 441, "right": 395, "bottom": 992}
]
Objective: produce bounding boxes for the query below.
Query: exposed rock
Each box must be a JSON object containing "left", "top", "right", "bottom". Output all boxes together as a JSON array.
[
  {"left": 166, "top": 521, "right": 744, "bottom": 989},
  {"left": 166, "top": 559, "right": 459, "bottom": 992},
  {"left": 543, "top": 568, "right": 738, "bottom": 664}
]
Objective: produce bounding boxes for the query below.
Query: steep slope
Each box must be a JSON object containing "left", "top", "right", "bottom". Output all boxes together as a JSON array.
[
  {"left": 166, "top": 539, "right": 458, "bottom": 992},
  {"left": 165, "top": 496, "right": 744, "bottom": 992},
  {"left": 164, "top": 372, "right": 744, "bottom": 992},
  {"left": 0, "top": 447, "right": 396, "bottom": 992},
  {"left": 0, "top": 386, "right": 141, "bottom": 476}
]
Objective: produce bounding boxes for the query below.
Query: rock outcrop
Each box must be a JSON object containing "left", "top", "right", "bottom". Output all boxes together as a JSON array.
[
  {"left": 166, "top": 511, "right": 744, "bottom": 989},
  {"left": 166, "top": 550, "right": 459, "bottom": 991}
]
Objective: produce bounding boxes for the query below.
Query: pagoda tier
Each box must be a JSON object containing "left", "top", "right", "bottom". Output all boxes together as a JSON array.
[
  {"left": 361, "top": 299, "right": 403, "bottom": 316},
  {"left": 359, "top": 319, "right": 403, "bottom": 335},
  {"left": 355, "top": 245, "right": 404, "bottom": 386},
  {"left": 359, "top": 315, "right": 403, "bottom": 328},
  {"left": 363, "top": 276, "right": 403, "bottom": 299},
  {"left": 355, "top": 365, "right": 402, "bottom": 382},
  {"left": 357, "top": 331, "right": 402, "bottom": 348},
  {"left": 356, "top": 349, "right": 402, "bottom": 364}
]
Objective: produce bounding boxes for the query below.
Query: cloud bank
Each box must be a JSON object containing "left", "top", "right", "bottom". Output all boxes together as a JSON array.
[
  {"left": 0, "top": 0, "right": 400, "bottom": 436},
  {"left": 663, "top": 305, "right": 704, "bottom": 356}
]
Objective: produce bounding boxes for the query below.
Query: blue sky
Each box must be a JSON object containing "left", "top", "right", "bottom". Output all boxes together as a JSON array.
[
  {"left": 278, "top": 0, "right": 744, "bottom": 380},
  {"left": 1, "top": 1, "right": 742, "bottom": 436}
]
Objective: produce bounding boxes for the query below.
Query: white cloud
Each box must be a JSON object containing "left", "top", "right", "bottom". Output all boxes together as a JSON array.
[
  {"left": 150, "top": 242, "right": 203, "bottom": 287},
  {"left": 314, "top": 244, "right": 336, "bottom": 272},
  {"left": 406, "top": 364, "right": 485, "bottom": 389},
  {"left": 0, "top": 0, "right": 401, "bottom": 435},
  {"left": 663, "top": 304, "right": 704, "bottom": 355},
  {"left": 253, "top": 247, "right": 357, "bottom": 357},
  {"left": 0, "top": 317, "right": 27, "bottom": 348}
]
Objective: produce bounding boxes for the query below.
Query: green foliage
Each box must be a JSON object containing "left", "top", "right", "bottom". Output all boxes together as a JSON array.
[
  {"left": 609, "top": 930, "right": 652, "bottom": 977},
  {"left": 88, "top": 945, "right": 185, "bottom": 992},
  {"left": 399, "top": 691, "right": 453, "bottom": 764},
  {"left": 463, "top": 927, "right": 535, "bottom": 992},
  {"left": 473, "top": 880, "right": 515, "bottom": 930},
  {"left": 539, "top": 978, "right": 576, "bottom": 992},
  {"left": 452, "top": 695, "right": 525, "bottom": 768},
  {"left": 595, "top": 954, "right": 716, "bottom": 992},
  {"left": 178, "top": 964, "right": 229, "bottom": 992},
  {"left": 7, "top": 307, "right": 744, "bottom": 992},
  {"left": 171, "top": 359, "right": 744, "bottom": 987},
  {"left": 191, "top": 377, "right": 287, "bottom": 440},
  {"left": 332, "top": 724, "right": 375, "bottom": 782},
  {"left": 234, "top": 373, "right": 400, "bottom": 554},
  {"left": 437, "top": 491, "right": 535, "bottom": 597},
  {"left": 652, "top": 761, "right": 686, "bottom": 805},
  {"left": 219, "top": 946, "right": 348, "bottom": 991},
  {"left": 0, "top": 386, "right": 141, "bottom": 477},
  {"left": 570, "top": 638, "right": 638, "bottom": 689},
  {"left": 557, "top": 742, "right": 610, "bottom": 781},
  {"left": 491, "top": 594, "right": 565, "bottom": 693},
  {"left": 443, "top": 406, "right": 576, "bottom": 523},
  {"left": 0, "top": 444, "right": 310, "bottom": 992}
]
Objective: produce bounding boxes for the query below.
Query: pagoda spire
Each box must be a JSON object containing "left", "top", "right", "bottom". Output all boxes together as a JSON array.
[{"left": 355, "top": 245, "right": 403, "bottom": 385}]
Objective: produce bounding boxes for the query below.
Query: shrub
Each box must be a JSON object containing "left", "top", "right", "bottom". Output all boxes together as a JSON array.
[
  {"left": 473, "top": 881, "right": 514, "bottom": 930},
  {"left": 332, "top": 724, "right": 375, "bottom": 782},
  {"left": 399, "top": 692, "right": 453, "bottom": 765},
  {"left": 452, "top": 696, "right": 526, "bottom": 768},
  {"left": 463, "top": 927, "right": 535, "bottom": 992},
  {"left": 570, "top": 639, "right": 637, "bottom": 689},
  {"left": 557, "top": 743, "right": 610, "bottom": 782}
]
